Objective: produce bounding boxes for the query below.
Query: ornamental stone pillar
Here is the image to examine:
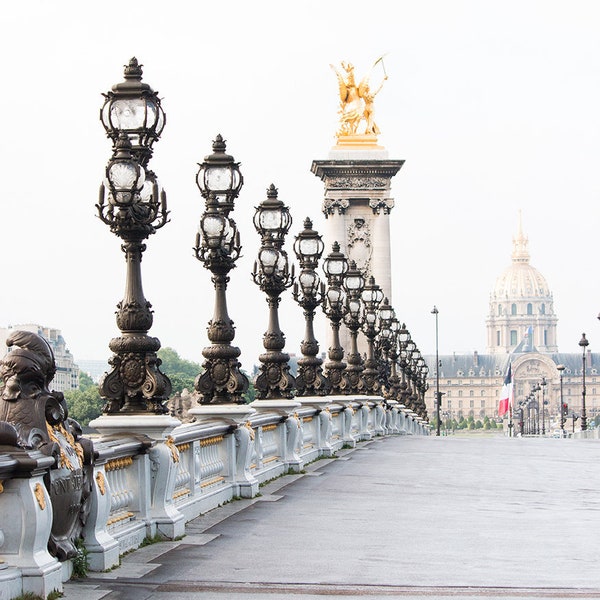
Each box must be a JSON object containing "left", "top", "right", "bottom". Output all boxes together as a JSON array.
[{"left": 312, "top": 146, "right": 403, "bottom": 354}]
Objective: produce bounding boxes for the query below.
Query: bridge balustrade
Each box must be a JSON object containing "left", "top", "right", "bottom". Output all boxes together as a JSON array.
[{"left": 0, "top": 398, "right": 426, "bottom": 598}]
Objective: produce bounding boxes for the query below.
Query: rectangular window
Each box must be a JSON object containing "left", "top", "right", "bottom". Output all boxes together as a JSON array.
[
  {"left": 510, "top": 330, "right": 518, "bottom": 345},
  {"left": 459, "top": 400, "right": 463, "bottom": 408},
  {"left": 469, "top": 400, "right": 474, "bottom": 408},
  {"left": 544, "top": 330, "right": 548, "bottom": 346},
  {"left": 481, "top": 400, "right": 485, "bottom": 408},
  {"left": 497, "top": 330, "right": 501, "bottom": 346}
]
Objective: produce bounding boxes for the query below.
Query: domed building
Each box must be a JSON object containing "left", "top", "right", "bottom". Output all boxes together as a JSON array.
[
  {"left": 424, "top": 217, "right": 600, "bottom": 433},
  {"left": 486, "top": 214, "right": 558, "bottom": 355}
]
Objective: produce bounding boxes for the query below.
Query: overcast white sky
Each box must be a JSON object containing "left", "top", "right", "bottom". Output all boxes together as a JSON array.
[{"left": 0, "top": 1, "right": 599, "bottom": 373}]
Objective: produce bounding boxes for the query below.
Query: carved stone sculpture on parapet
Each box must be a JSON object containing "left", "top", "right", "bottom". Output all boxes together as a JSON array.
[
  {"left": 0, "top": 330, "right": 94, "bottom": 560},
  {"left": 167, "top": 388, "right": 200, "bottom": 423}
]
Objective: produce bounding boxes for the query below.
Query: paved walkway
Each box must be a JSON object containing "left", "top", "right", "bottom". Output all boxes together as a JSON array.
[{"left": 65, "top": 435, "right": 600, "bottom": 599}]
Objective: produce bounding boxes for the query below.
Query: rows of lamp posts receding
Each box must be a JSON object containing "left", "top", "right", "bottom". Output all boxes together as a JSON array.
[
  {"left": 96, "top": 58, "right": 428, "bottom": 422},
  {"left": 514, "top": 379, "right": 547, "bottom": 436},
  {"left": 516, "top": 335, "right": 589, "bottom": 439}
]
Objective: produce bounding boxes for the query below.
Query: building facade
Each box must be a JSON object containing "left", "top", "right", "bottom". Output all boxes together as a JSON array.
[
  {"left": 424, "top": 219, "right": 598, "bottom": 427},
  {"left": 0, "top": 324, "right": 80, "bottom": 392}
]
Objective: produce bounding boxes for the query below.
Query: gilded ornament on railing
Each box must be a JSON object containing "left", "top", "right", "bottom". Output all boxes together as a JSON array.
[
  {"left": 245, "top": 421, "right": 255, "bottom": 442},
  {"left": 34, "top": 482, "right": 46, "bottom": 510},
  {"left": 165, "top": 436, "right": 180, "bottom": 463},
  {"left": 200, "top": 435, "right": 224, "bottom": 447},
  {"left": 0, "top": 480, "right": 3, "bottom": 493},
  {"left": 330, "top": 56, "right": 388, "bottom": 139},
  {"left": 96, "top": 472, "right": 106, "bottom": 496},
  {"left": 105, "top": 456, "right": 134, "bottom": 471}
]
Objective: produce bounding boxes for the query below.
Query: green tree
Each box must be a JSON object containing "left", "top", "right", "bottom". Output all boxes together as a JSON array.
[
  {"left": 78, "top": 370, "right": 95, "bottom": 391},
  {"left": 65, "top": 387, "right": 104, "bottom": 427},
  {"left": 243, "top": 376, "right": 256, "bottom": 404},
  {"left": 157, "top": 348, "right": 202, "bottom": 395}
]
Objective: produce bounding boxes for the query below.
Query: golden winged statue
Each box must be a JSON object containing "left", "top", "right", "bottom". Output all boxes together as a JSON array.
[{"left": 330, "top": 57, "right": 388, "bottom": 138}]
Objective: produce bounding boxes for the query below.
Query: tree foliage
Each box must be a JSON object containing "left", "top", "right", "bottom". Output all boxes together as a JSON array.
[
  {"left": 64, "top": 387, "right": 104, "bottom": 427},
  {"left": 157, "top": 347, "right": 202, "bottom": 395},
  {"left": 78, "top": 370, "right": 95, "bottom": 391}
]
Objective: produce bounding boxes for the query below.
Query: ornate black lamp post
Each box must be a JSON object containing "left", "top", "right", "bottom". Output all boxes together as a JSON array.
[
  {"left": 414, "top": 355, "right": 428, "bottom": 419},
  {"left": 385, "top": 318, "right": 402, "bottom": 403},
  {"left": 540, "top": 376, "right": 547, "bottom": 435},
  {"left": 517, "top": 400, "right": 524, "bottom": 435},
  {"left": 343, "top": 261, "right": 366, "bottom": 395},
  {"left": 376, "top": 298, "right": 395, "bottom": 392},
  {"left": 399, "top": 329, "right": 415, "bottom": 409},
  {"left": 322, "top": 242, "right": 350, "bottom": 395},
  {"left": 408, "top": 347, "right": 423, "bottom": 412},
  {"left": 292, "top": 218, "right": 329, "bottom": 396},
  {"left": 361, "top": 277, "right": 384, "bottom": 394},
  {"left": 432, "top": 306, "right": 441, "bottom": 436},
  {"left": 579, "top": 333, "right": 589, "bottom": 431},
  {"left": 420, "top": 361, "right": 430, "bottom": 420},
  {"left": 97, "top": 59, "right": 171, "bottom": 414},
  {"left": 252, "top": 186, "right": 295, "bottom": 399},
  {"left": 557, "top": 364, "right": 566, "bottom": 436},
  {"left": 532, "top": 383, "right": 541, "bottom": 434},
  {"left": 193, "top": 136, "right": 248, "bottom": 404}
]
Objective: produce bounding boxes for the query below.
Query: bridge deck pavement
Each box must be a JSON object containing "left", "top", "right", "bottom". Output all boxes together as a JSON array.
[{"left": 64, "top": 435, "right": 600, "bottom": 599}]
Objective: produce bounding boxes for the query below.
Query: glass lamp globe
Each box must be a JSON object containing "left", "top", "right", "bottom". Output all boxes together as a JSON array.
[{"left": 196, "top": 135, "right": 243, "bottom": 213}]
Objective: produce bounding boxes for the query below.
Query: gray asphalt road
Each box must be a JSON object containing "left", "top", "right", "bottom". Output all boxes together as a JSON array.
[{"left": 64, "top": 435, "right": 600, "bottom": 599}]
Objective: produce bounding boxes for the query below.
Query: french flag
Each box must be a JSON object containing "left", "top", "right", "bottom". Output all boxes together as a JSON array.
[{"left": 498, "top": 363, "right": 513, "bottom": 417}]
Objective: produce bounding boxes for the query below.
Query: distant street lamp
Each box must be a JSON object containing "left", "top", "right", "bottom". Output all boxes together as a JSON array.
[
  {"left": 193, "top": 136, "right": 248, "bottom": 404},
  {"left": 385, "top": 318, "right": 403, "bottom": 403},
  {"left": 579, "top": 333, "right": 589, "bottom": 431},
  {"left": 97, "top": 59, "right": 171, "bottom": 414},
  {"left": 322, "top": 242, "right": 350, "bottom": 395},
  {"left": 431, "top": 306, "right": 441, "bottom": 436},
  {"left": 557, "top": 364, "right": 566, "bottom": 437},
  {"left": 397, "top": 324, "right": 412, "bottom": 408},
  {"left": 402, "top": 335, "right": 417, "bottom": 410},
  {"left": 517, "top": 401, "right": 524, "bottom": 436},
  {"left": 376, "top": 297, "right": 395, "bottom": 390},
  {"left": 540, "top": 376, "right": 547, "bottom": 435},
  {"left": 342, "top": 260, "right": 366, "bottom": 395},
  {"left": 418, "top": 359, "right": 429, "bottom": 420},
  {"left": 252, "top": 186, "right": 296, "bottom": 399},
  {"left": 532, "top": 383, "right": 541, "bottom": 435},
  {"left": 292, "top": 218, "right": 329, "bottom": 396},
  {"left": 361, "top": 276, "right": 384, "bottom": 395}
]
